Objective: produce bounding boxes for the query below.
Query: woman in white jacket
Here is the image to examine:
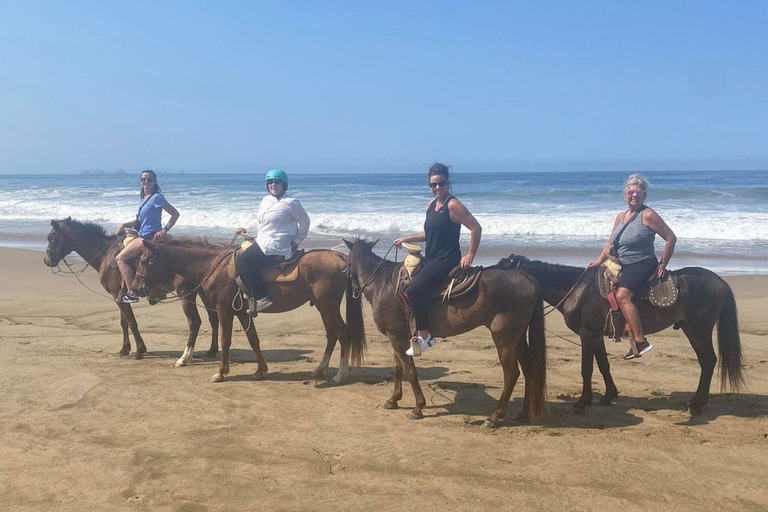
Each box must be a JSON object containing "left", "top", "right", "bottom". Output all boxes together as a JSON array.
[{"left": 236, "top": 168, "right": 310, "bottom": 314}]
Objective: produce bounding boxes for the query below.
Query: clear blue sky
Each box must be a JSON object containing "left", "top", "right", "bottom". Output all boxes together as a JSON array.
[{"left": 1, "top": 1, "right": 767, "bottom": 174}]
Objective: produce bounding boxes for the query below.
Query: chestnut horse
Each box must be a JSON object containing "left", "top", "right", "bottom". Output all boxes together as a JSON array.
[
  {"left": 132, "top": 238, "right": 365, "bottom": 383},
  {"left": 44, "top": 218, "right": 219, "bottom": 360},
  {"left": 344, "top": 239, "right": 546, "bottom": 427},
  {"left": 501, "top": 255, "right": 744, "bottom": 416}
]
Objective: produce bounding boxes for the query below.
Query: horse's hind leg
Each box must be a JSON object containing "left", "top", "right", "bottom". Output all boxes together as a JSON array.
[
  {"left": 385, "top": 353, "right": 404, "bottom": 410},
  {"left": 573, "top": 329, "right": 599, "bottom": 411},
  {"left": 389, "top": 334, "right": 426, "bottom": 419},
  {"left": 236, "top": 310, "right": 268, "bottom": 380},
  {"left": 515, "top": 334, "right": 532, "bottom": 423},
  {"left": 175, "top": 293, "right": 202, "bottom": 367},
  {"left": 211, "top": 311, "right": 234, "bottom": 383},
  {"left": 595, "top": 338, "right": 618, "bottom": 405},
  {"left": 485, "top": 329, "right": 522, "bottom": 428},
  {"left": 118, "top": 307, "right": 131, "bottom": 356},
  {"left": 681, "top": 324, "right": 717, "bottom": 415},
  {"left": 311, "top": 307, "right": 346, "bottom": 382}
]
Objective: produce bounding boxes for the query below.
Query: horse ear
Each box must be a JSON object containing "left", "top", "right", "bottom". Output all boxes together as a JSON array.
[
  {"left": 66, "top": 216, "right": 71, "bottom": 222},
  {"left": 343, "top": 239, "right": 354, "bottom": 250}
]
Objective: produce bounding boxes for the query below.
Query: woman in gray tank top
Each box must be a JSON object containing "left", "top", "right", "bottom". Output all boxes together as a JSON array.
[{"left": 588, "top": 174, "right": 677, "bottom": 360}]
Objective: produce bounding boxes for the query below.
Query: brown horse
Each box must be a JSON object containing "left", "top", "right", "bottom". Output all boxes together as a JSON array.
[
  {"left": 43, "top": 217, "right": 219, "bottom": 360},
  {"left": 343, "top": 239, "right": 547, "bottom": 427},
  {"left": 131, "top": 238, "right": 366, "bottom": 383},
  {"left": 502, "top": 255, "right": 744, "bottom": 416}
]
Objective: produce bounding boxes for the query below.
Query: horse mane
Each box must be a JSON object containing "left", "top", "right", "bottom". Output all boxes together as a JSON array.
[
  {"left": 353, "top": 238, "right": 400, "bottom": 287},
  {"left": 164, "top": 237, "right": 230, "bottom": 250},
  {"left": 505, "top": 255, "right": 587, "bottom": 290},
  {"left": 61, "top": 218, "right": 114, "bottom": 241}
]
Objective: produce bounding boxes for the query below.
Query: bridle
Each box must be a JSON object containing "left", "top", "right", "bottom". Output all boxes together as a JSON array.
[{"left": 349, "top": 242, "right": 394, "bottom": 299}]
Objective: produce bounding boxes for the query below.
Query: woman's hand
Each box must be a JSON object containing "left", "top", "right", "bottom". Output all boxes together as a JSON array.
[
  {"left": 235, "top": 227, "right": 247, "bottom": 235},
  {"left": 393, "top": 237, "right": 404, "bottom": 247},
  {"left": 460, "top": 253, "right": 474, "bottom": 269},
  {"left": 587, "top": 260, "right": 601, "bottom": 268},
  {"left": 152, "top": 229, "right": 167, "bottom": 242},
  {"left": 656, "top": 260, "right": 668, "bottom": 278}
]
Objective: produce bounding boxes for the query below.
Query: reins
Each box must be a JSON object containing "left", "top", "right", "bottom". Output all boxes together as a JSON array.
[{"left": 351, "top": 243, "right": 396, "bottom": 299}]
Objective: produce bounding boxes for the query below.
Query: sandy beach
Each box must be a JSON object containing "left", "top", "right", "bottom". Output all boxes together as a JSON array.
[{"left": 1, "top": 246, "right": 767, "bottom": 511}]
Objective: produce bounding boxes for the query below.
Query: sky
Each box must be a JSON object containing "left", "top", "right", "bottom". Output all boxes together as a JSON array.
[{"left": 1, "top": 1, "right": 767, "bottom": 174}]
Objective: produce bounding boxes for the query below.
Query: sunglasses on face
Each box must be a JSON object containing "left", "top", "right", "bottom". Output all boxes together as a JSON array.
[
  {"left": 429, "top": 180, "right": 447, "bottom": 189},
  {"left": 140, "top": 177, "right": 154, "bottom": 183},
  {"left": 626, "top": 190, "right": 645, "bottom": 196},
  {"left": 267, "top": 179, "right": 283, "bottom": 186}
]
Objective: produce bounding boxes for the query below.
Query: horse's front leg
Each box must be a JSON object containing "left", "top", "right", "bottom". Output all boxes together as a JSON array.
[
  {"left": 175, "top": 293, "right": 202, "bottom": 367},
  {"left": 210, "top": 310, "right": 234, "bottom": 383},
  {"left": 390, "top": 335, "right": 426, "bottom": 419},
  {"left": 119, "top": 303, "right": 146, "bottom": 358},
  {"left": 236, "top": 310, "right": 268, "bottom": 380},
  {"left": 118, "top": 306, "right": 131, "bottom": 356},
  {"left": 573, "top": 328, "right": 598, "bottom": 411},
  {"left": 198, "top": 291, "right": 219, "bottom": 358},
  {"left": 384, "top": 353, "right": 403, "bottom": 410},
  {"left": 595, "top": 338, "right": 619, "bottom": 405}
]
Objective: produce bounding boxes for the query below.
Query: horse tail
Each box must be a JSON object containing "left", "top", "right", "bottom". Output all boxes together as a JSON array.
[
  {"left": 345, "top": 276, "right": 367, "bottom": 367},
  {"left": 526, "top": 292, "right": 548, "bottom": 420},
  {"left": 718, "top": 283, "right": 744, "bottom": 393}
]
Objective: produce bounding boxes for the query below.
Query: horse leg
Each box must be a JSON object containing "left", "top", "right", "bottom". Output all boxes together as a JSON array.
[
  {"left": 484, "top": 330, "right": 521, "bottom": 428},
  {"left": 236, "top": 310, "right": 268, "bottom": 380},
  {"left": 199, "top": 291, "right": 219, "bottom": 358},
  {"left": 573, "top": 329, "right": 598, "bottom": 411},
  {"left": 175, "top": 294, "right": 202, "bottom": 368},
  {"left": 515, "top": 334, "right": 532, "bottom": 423},
  {"left": 595, "top": 338, "right": 619, "bottom": 405},
  {"left": 119, "top": 303, "right": 146, "bottom": 359},
  {"left": 384, "top": 354, "right": 404, "bottom": 410},
  {"left": 118, "top": 307, "right": 131, "bottom": 356},
  {"left": 210, "top": 310, "right": 234, "bottom": 383},
  {"left": 389, "top": 335, "right": 426, "bottom": 419},
  {"left": 311, "top": 307, "right": 345, "bottom": 382},
  {"left": 681, "top": 324, "right": 717, "bottom": 415}
]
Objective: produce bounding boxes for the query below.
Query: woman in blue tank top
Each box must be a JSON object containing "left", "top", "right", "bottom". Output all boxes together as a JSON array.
[
  {"left": 588, "top": 174, "right": 677, "bottom": 360},
  {"left": 394, "top": 163, "right": 483, "bottom": 356},
  {"left": 115, "top": 170, "right": 180, "bottom": 304}
]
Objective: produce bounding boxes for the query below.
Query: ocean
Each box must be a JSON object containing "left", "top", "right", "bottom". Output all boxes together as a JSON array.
[{"left": 3, "top": 170, "right": 767, "bottom": 275}]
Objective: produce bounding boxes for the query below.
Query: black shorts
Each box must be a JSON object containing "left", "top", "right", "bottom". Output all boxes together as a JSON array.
[{"left": 618, "top": 257, "right": 658, "bottom": 294}]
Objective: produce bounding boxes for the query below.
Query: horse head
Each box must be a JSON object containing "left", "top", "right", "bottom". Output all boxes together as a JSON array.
[
  {"left": 498, "top": 253, "right": 530, "bottom": 269},
  {"left": 133, "top": 240, "right": 159, "bottom": 298},
  {"left": 44, "top": 217, "right": 74, "bottom": 267}
]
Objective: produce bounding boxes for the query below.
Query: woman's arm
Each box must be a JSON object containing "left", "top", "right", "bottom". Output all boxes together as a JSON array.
[
  {"left": 153, "top": 202, "right": 179, "bottom": 241},
  {"left": 114, "top": 219, "right": 139, "bottom": 235},
  {"left": 448, "top": 199, "right": 482, "bottom": 268},
  {"left": 289, "top": 198, "right": 310, "bottom": 249},
  {"left": 644, "top": 208, "right": 676, "bottom": 277},
  {"left": 587, "top": 212, "right": 623, "bottom": 267},
  {"left": 393, "top": 232, "right": 426, "bottom": 246}
]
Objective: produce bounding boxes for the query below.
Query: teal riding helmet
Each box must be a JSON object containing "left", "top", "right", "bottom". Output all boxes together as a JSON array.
[{"left": 265, "top": 168, "right": 288, "bottom": 192}]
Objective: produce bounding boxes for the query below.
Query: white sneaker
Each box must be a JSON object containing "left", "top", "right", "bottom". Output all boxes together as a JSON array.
[
  {"left": 406, "top": 335, "right": 437, "bottom": 357},
  {"left": 255, "top": 296, "right": 274, "bottom": 312}
]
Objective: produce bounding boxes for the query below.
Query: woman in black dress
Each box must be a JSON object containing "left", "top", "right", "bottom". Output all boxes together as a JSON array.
[{"left": 394, "top": 163, "right": 482, "bottom": 356}]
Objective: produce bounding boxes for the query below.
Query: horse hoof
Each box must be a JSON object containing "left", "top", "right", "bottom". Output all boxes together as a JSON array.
[
  {"left": 118, "top": 351, "right": 129, "bottom": 357},
  {"left": 688, "top": 405, "right": 703, "bottom": 416},
  {"left": 205, "top": 351, "right": 217, "bottom": 359},
  {"left": 210, "top": 374, "right": 225, "bottom": 383},
  {"left": 173, "top": 361, "right": 186, "bottom": 368},
  {"left": 310, "top": 369, "right": 325, "bottom": 379},
  {"left": 516, "top": 411, "right": 530, "bottom": 424},
  {"left": 407, "top": 411, "right": 424, "bottom": 420},
  {"left": 572, "top": 401, "right": 589, "bottom": 411},
  {"left": 599, "top": 396, "right": 614, "bottom": 406},
  {"left": 253, "top": 371, "right": 265, "bottom": 381},
  {"left": 384, "top": 401, "right": 399, "bottom": 410},
  {"left": 132, "top": 352, "right": 144, "bottom": 360},
  {"left": 482, "top": 419, "right": 499, "bottom": 429}
]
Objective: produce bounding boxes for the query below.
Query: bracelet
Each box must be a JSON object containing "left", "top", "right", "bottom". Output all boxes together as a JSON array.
[
  {"left": 164, "top": 225, "right": 171, "bottom": 232},
  {"left": 659, "top": 260, "right": 667, "bottom": 264}
]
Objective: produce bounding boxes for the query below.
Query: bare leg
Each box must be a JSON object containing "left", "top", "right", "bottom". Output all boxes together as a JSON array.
[
  {"left": 115, "top": 237, "right": 144, "bottom": 295},
  {"left": 616, "top": 287, "right": 643, "bottom": 354}
]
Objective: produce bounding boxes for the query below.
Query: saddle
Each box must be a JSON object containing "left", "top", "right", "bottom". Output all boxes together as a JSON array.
[
  {"left": 229, "top": 235, "right": 304, "bottom": 283},
  {"left": 395, "top": 242, "right": 483, "bottom": 307},
  {"left": 596, "top": 262, "right": 680, "bottom": 341}
]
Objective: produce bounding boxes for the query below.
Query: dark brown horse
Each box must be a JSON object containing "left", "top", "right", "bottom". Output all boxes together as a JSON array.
[
  {"left": 131, "top": 238, "right": 366, "bottom": 383},
  {"left": 344, "top": 239, "right": 547, "bottom": 427},
  {"left": 502, "top": 255, "right": 744, "bottom": 416},
  {"left": 43, "top": 217, "right": 219, "bottom": 360}
]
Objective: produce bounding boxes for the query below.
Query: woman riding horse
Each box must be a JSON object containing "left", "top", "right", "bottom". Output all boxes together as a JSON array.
[
  {"left": 394, "top": 163, "right": 482, "bottom": 356},
  {"left": 588, "top": 173, "right": 677, "bottom": 359},
  {"left": 236, "top": 168, "right": 310, "bottom": 315},
  {"left": 115, "top": 170, "right": 180, "bottom": 304}
]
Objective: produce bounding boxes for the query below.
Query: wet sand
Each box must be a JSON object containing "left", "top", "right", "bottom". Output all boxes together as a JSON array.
[{"left": 1, "top": 247, "right": 767, "bottom": 511}]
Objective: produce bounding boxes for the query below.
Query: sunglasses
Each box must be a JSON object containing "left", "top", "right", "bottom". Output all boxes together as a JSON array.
[
  {"left": 140, "top": 177, "right": 154, "bottom": 183},
  {"left": 267, "top": 179, "right": 283, "bottom": 185},
  {"left": 429, "top": 180, "right": 447, "bottom": 189},
  {"left": 626, "top": 190, "right": 645, "bottom": 196}
]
